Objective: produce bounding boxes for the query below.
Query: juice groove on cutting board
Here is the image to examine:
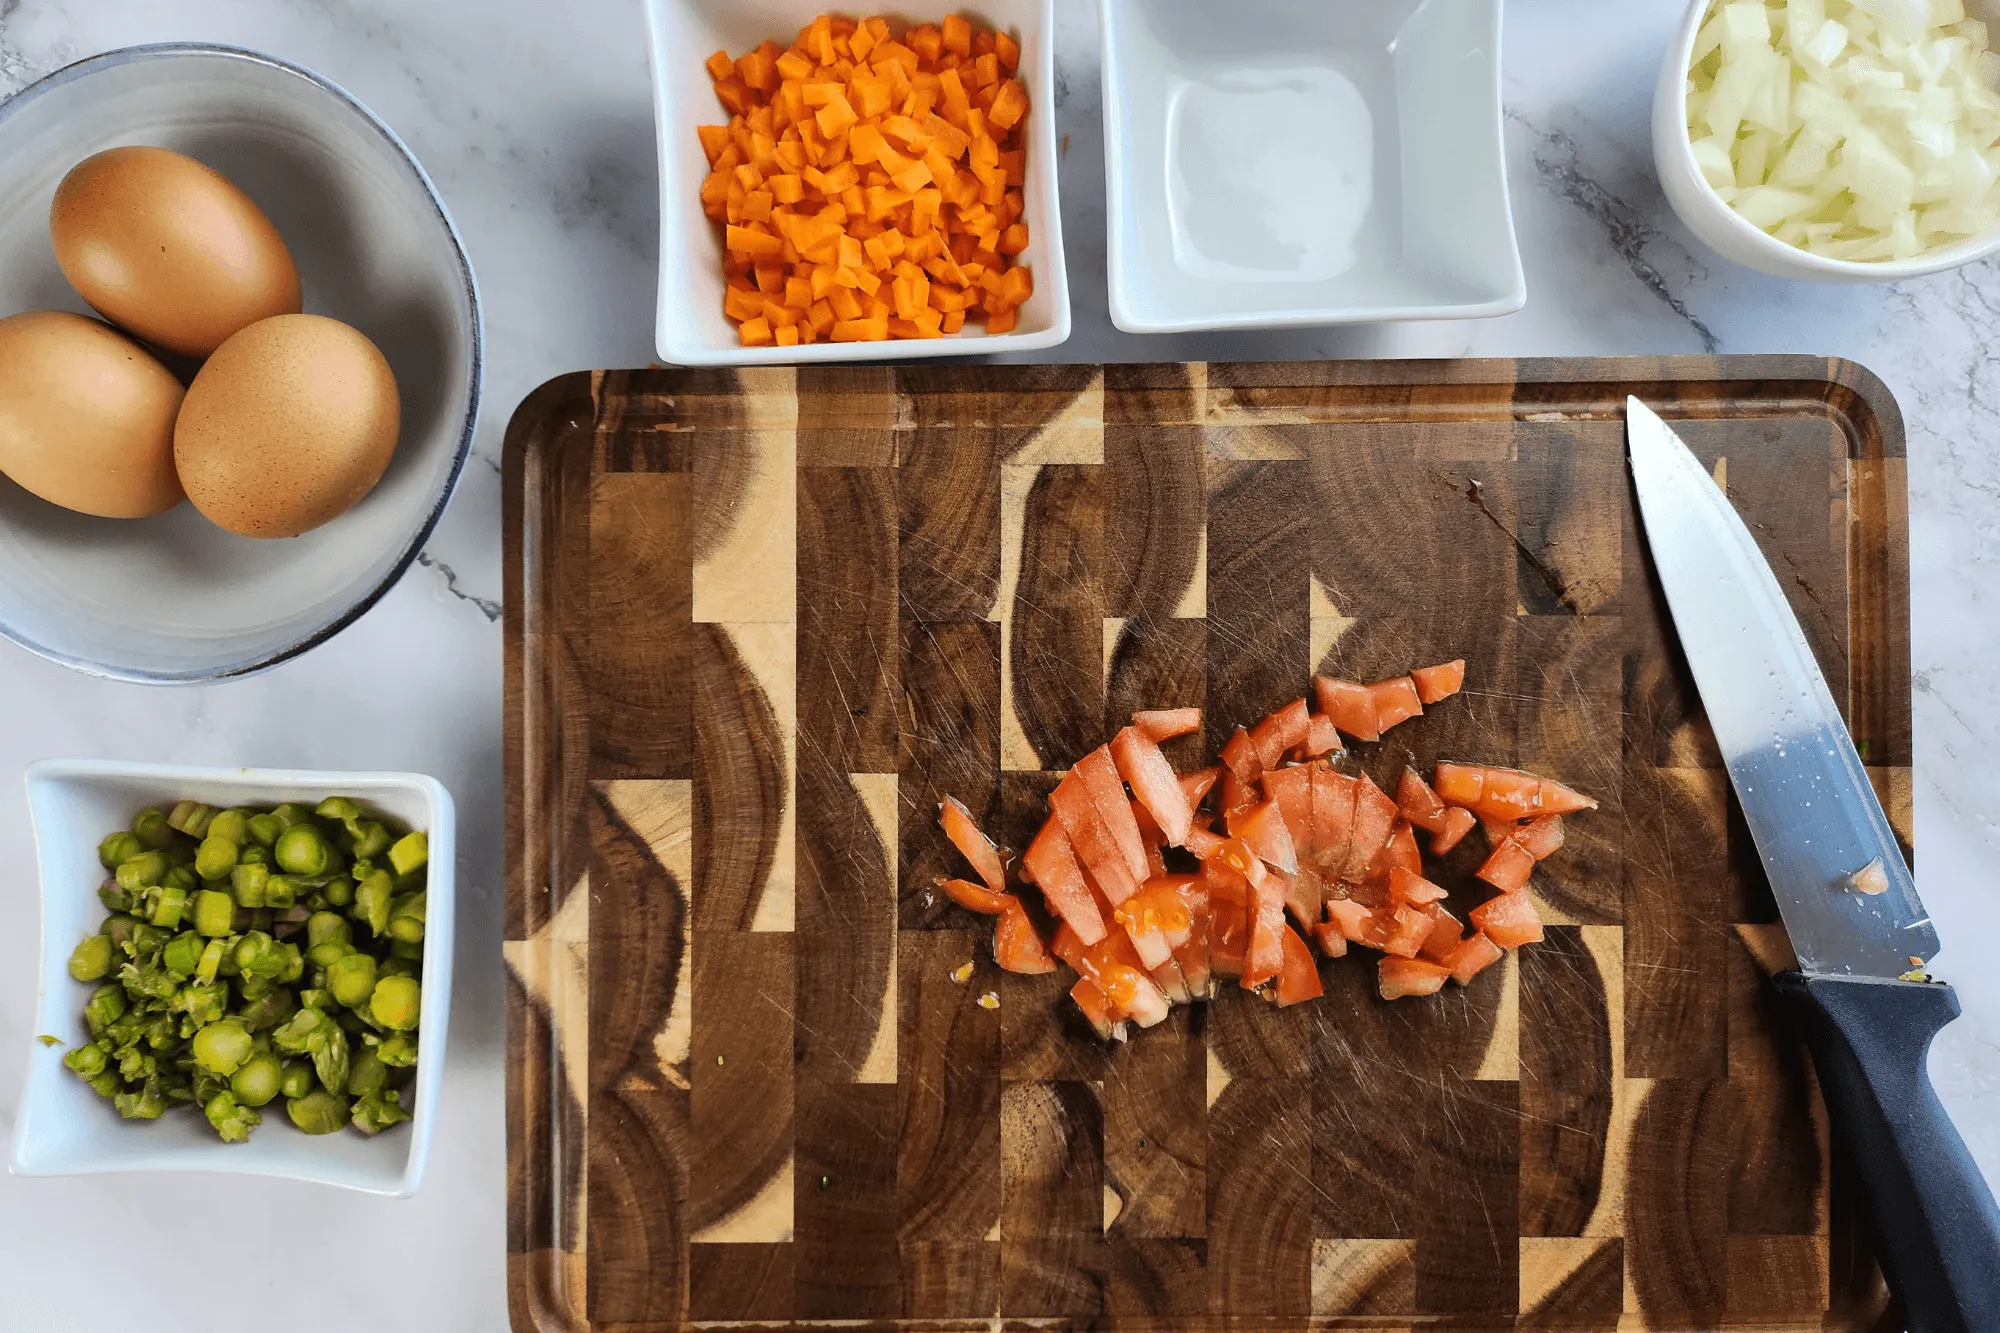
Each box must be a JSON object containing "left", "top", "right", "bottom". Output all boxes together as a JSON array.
[{"left": 503, "top": 357, "right": 1908, "bottom": 1331}]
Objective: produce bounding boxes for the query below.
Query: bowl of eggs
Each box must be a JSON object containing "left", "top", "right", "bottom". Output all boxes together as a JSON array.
[
  {"left": 0, "top": 44, "right": 480, "bottom": 682},
  {"left": 1657, "top": 0, "right": 2000, "bottom": 281}
]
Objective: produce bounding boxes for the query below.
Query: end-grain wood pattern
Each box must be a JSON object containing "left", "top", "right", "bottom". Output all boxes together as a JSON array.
[{"left": 505, "top": 358, "right": 1909, "bottom": 1332}]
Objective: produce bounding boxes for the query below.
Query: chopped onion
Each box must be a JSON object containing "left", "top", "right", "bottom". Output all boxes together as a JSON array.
[{"left": 1687, "top": 0, "right": 2000, "bottom": 261}]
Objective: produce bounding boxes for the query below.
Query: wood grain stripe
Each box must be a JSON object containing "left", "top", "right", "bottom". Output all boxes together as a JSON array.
[
  {"left": 1415, "top": 1076, "right": 1521, "bottom": 1314},
  {"left": 798, "top": 466, "right": 900, "bottom": 773},
  {"left": 898, "top": 619, "right": 1000, "bottom": 929},
  {"left": 1101, "top": 1003, "right": 1206, "bottom": 1239},
  {"left": 1001, "top": 1080, "right": 1106, "bottom": 1318},
  {"left": 896, "top": 930, "right": 1001, "bottom": 1244},
  {"left": 691, "top": 623, "right": 792, "bottom": 932},
  {"left": 585, "top": 474, "right": 691, "bottom": 779},
  {"left": 1007, "top": 464, "right": 1105, "bottom": 772},
  {"left": 690, "top": 931, "right": 793, "bottom": 1242},
  {"left": 1519, "top": 926, "right": 1614, "bottom": 1238}
]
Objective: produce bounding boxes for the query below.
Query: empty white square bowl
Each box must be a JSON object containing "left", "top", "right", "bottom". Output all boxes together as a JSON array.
[
  {"left": 11, "top": 761, "right": 454, "bottom": 1196},
  {"left": 644, "top": 0, "right": 1071, "bottom": 363},
  {"left": 1100, "top": 0, "right": 1526, "bottom": 332}
]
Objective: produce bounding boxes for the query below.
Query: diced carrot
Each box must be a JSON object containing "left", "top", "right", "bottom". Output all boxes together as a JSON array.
[
  {"left": 1396, "top": 767, "right": 1449, "bottom": 834},
  {"left": 1477, "top": 837, "right": 1536, "bottom": 894},
  {"left": 1418, "top": 907, "right": 1465, "bottom": 962},
  {"left": 1432, "top": 806, "right": 1477, "bottom": 856},
  {"left": 942, "top": 14, "right": 972, "bottom": 56},
  {"left": 723, "top": 285, "right": 766, "bottom": 322},
  {"left": 1274, "top": 925, "right": 1324, "bottom": 1006},
  {"left": 1111, "top": 726, "right": 1195, "bottom": 847},
  {"left": 726, "top": 224, "right": 783, "bottom": 258},
  {"left": 1314, "top": 677, "right": 1381, "bottom": 742},
  {"left": 706, "top": 49, "right": 736, "bottom": 81},
  {"left": 984, "top": 305, "right": 1017, "bottom": 334},
  {"left": 738, "top": 315, "right": 774, "bottom": 346},
  {"left": 736, "top": 41, "right": 780, "bottom": 91},
  {"left": 1301, "top": 713, "right": 1342, "bottom": 759},
  {"left": 939, "top": 795, "right": 1005, "bottom": 892},
  {"left": 1049, "top": 770, "right": 1140, "bottom": 906},
  {"left": 831, "top": 315, "right": 890, "bottom": 341},
  {"left": 998, "top": 222, "right": 1029, "bottom": 255},
  {"left": 1220, "top": 727, "right": 1261, "bottom": 783},
  {"left": 775, "top": 324, "right": 800, "bottom": 346},
  {"left": 1076, "top": 746, "right": 1152, "bottom": 887},
  {"left": 697, "top": 123, "right": 733, "bottom": 164},
  {"left": 939, "top": 876, "right": 1011, "bottom": 915},
  {"left": 1388, "top": 866, "right": 1448, "bottom": 907},
  {"left": 1370, "top": 676, "right": 1424, "bottom": 733},
  {"left": 1470, "top": 893, "right": 1544, "bottom": 948},
  {"left": 1379, "top": 957, "right": 1452, "bottom": 1001},
  {"left": 1231, "top": 799, "right": 1299, "bottom": 875},
  {"left": 1412, "top": 659, "right": 1466, "bottom": 704},
  {"left": 1134, "top": 706, "right": 1201, "bottom": 741},
  {"left": 1515, "top": 814, "right": 1565, "bottom": 860},
  {"left": 995, "top": 29, "right": 1021, "bottom": 73},
  {"left": 1021, "top": 816, "right": 1106, "bottom": 946},
  {"left": 1250, "top": 698, "right": 1310, "bottom": 770},
  {"left": 1446, "top": 932, "right": 1506, "bottom": 984}
]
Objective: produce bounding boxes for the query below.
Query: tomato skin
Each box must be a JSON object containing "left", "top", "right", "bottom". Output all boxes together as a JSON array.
[
  {"left": 1250, "top": 697, "right": 1310, "bottom": 770},
  {"left": 1112, "top": 725, "right": 1196, "bottom": 847},
  {"left": 940, "top": 796, "right": 1008, "bottom": 893},
  {"left": 1396, "top": 767, "right": 1449, "bottom": 834},
  {"left": 1369, "top": 676, "right": 1424, "bottom": 733},
  {"left": 1470, "top": 893, "right": 1544, "bottom": 948},
  {"left": 1133, "top": 707, "right": 1201, "bottom": 741},
  {"left": 1477, "top": 838, "right": 1536, "bottom": 894},
  {"left": 1313, "top": 677, "right": 1381, "bottom": 742},
  {"left": 1231, "top": 798, "right": 1300, "bottom": 874},
  {"left": 1273, "top": 924, "right": 1324, "bottom": 1006},
  {"left": 1445, "top": 932, "right": 1505, "bottom": 984},
  {"left": 1022, "top": 816, "right": 1108, "bottom": 946},
  {"left": 1431, "top": 806, "right": 1477, "bottom": 855},
  {"left": 995, "top": 902, "right": 1057, "bottom": 974},
  {"left": 940, "top": 876, "right": 1013, "bottom": 915},
  {"left": 1410, "top": 659, "right": 1466, "bottom": 705},
  {"left": 1379, "top": 956, "right": 1452, "bottom": 1000}
]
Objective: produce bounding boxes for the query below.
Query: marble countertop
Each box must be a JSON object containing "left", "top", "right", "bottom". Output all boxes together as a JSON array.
[{"left": 3, "top": 0, "right": 1997, "bottom": 1326}]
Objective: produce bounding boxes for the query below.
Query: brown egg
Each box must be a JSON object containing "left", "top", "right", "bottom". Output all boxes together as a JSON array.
[
  {"left": 0, "top": 311, "right": 185, "bottom": 518},
  {"left": 174, "top": 314, "right": 401, "bottom": 539},
  {"left": 51, "top": 146, "right": 302, "bottom": 358}
]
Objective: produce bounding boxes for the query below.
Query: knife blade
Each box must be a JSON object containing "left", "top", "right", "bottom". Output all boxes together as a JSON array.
[{"left": 1626, "top": 396, "right": 1999, "bottom": 1333}]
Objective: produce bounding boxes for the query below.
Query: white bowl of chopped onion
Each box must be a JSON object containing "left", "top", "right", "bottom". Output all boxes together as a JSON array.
[{"left": 1657, "top": 0, "right": 2000, "bottom": 281}]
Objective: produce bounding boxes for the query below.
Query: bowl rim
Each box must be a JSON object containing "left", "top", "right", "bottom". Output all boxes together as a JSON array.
[
  {"left": 1658, "top": 0, "right": 2000, "bottom": 280},
  {"left": 12, "top": 758, "right": 456, "bottom": 1196},
  {"left": 642, "top": 0, "right": 1072, "bottom": 365},
  {"left": 1097, "top": 0, "right": 1527, "bottom": 333},
  {"left": 0, "top": 42, "right": 484, "bottom": 685}
]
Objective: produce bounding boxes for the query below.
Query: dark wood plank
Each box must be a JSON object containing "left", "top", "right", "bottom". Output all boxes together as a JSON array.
[
  {"left": 691, "top": 623, "right": 786, "bottom": 931},
  {"left": 584, "top": 474, "right": 692, "bottom": 779},
  {"left": 897, "top": 931, "right": 1001, "bottom": 1242},
  {"left": 1010, "top": 464, "right": 1104, "bottom": 771},
  {"left": 898, "top": 620, "right": 1000, "bottom": 929},
  {"left": 798, "top": 466, "right": 900, "bottom": 772},
  {"left": 1000, "top": 1080, "right": 1106, "bottom": 1319}
]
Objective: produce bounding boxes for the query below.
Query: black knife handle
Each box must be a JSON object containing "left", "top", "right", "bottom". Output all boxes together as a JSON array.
[{"left": 1774, "top": 973, "right": 2000, "bottom": 1333}]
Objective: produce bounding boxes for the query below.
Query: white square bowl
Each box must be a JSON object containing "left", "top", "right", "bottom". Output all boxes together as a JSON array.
[
  {"left": 645, "top": 0, "right": 1071, "bottom": 364},
  {"left": 11, "top": 761, "right": 454, "bottom": 1197},
  {"left": 1100, "top": 0, "right": 1526, "bottom": 333}
]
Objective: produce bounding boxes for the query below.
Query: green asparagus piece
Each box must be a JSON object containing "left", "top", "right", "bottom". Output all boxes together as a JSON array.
[
  {"left": 114, "top": 1080, "right": 167, "bottom": 1121},
  {"left": 285, "top": 1088, "right": 349, "bottom": 1135},
  {"left": 204, "top": 1090, "right": 261, "bottom": 1143},
  {"left": 149, "top": 885, "right": 187, "bottom": 930},
  {"left": 114, "top": 851, "right": 169, "bottom": 893},
  {"left": 386, "top": 891, "right": 427, "bottom": 944},
  {"left": 353, "top": 869, "right": 394, "bottom": 938},
  {"left": 98, "top": 831, "right": 143, "bottom": 869},
  {"left": 206, "top": 808, "right": 252, "bottom": 845},
  {"left": 191, "top": 890, "right": 235, "bottom": 938},
  {"left": 229, "top": 1052, "right": 283, "bottom": 1108},
  {"left": 230, "top": 861, "right": 268, "bottom": 908},
  {"left": 350, "top": 1089, "right": 412, "bottom": 1136},
  {"left": 159, "top": 932, "right": 204, "bottom": 978},
  {"left": 194, "top": 835, "right": 238, "bottom": 881},
  {"left": 68, "top": 935, "right": 113, "bottom": 982},
  {"left": 348, "top": 820, "right": 393, "bottom": 861},
  {"left": 246, "top": 812, "right": 283, "bottom": 847},
  {"left": 278, "top": 1061, "right": 316, "bottom": 1100},
  {"left": 274, "top": 823, "right": 337, "bottom": 878},
  {"left": 387, "top": 831, "right": 429, "bottom": 877},
  {"left": 369, "top": 975, "right": 421, "bottom": 1032},
  {"left": 166, "top": 801, "right": 216, "bottom": 837},
  {"left": 63, "top": 1043, "right": 107, "bottom": 1080},
  {"left": 191, "top": 1021, "right": 252, "bottom": 1077},
  {"left": 322, "top": 875, "right": 355, "bottom": 909},
  {"left": 262, "top": 874, "right": 297, "bottom": 910},
  {"left": 130, "top": 807, "right": 175, "bottom": 850}
]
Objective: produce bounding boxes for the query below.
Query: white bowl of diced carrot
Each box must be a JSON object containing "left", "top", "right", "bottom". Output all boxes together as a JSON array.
[{"left": 644, "top": 0, "right": 1070, "bottom": 362}]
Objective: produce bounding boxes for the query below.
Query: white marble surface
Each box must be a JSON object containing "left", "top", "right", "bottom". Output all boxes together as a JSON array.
[{"left": 0, "top": 0, "right": 1996, "bottom": 1326}]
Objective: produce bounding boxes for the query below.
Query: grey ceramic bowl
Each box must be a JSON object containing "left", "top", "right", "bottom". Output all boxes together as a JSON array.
[{"left": 0, "top": 45, "right": 480, "bottom": 682}]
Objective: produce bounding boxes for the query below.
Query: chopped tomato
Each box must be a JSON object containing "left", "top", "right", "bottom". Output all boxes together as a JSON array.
[
  {"left": 1515, "top": 814, "right": 1565, "bottom": 861},
  {"left": 1220, "top": 727, "right": 1261, "bottom": 782},
  {"left": 1070, "top": 976, "right": 1119, "bottom": 1039},
  {"left": 1477, "top": 838, "right": 1536, "bottom": 894},
  {"left": 1470, "top": 892, "right": 1544, "bottom": 948},
  {"left": 1379, "top": 956, "right": 1451, "bottom": 1000},
  {"left": 1021, "top": 816, "right": 1107, "bottom": 945},
  {"left": 1395, "top": 767, "right": 1449, "bottom": 834},
  {"left": 1218, "top": 771, "right": 1258, "bottom": 821},
  {"left": 1310, "top": 766, "right": 1358, "bottom": 878},
  {"left": 1418, "top": 906, "right": 1464, "bottom": 962},
  {"left": 995, "top": 902, "right": 1056, "bottom": 974},
  {"left": 1311, "top": 921, "right": 1350, "bottom": 957},
  {"left": 1343, "top": 774, "right": 1400, "bottom": 883},
  {"left": 1132, "top": 706, "right": 1201, "bottom": 741},
  {"left": 1480, "top": 813, "right": 1519, "bottom": 845},
  {"left": 1250, "top": 698, "right": 1310, "bottom": 770},
  {"left": 1313, "top": 677, "right": 1381, "bottom": 742},
  {"left": 1324, "top": 898, "right": 1373, "bottom": 943},
  {"left": 1113, "top": 876, "right": 1193, "bottom": 970},
  {"left": 1167, "top": 875, "right": 1211, "bottom": 996},
  {"left": 1111, "top": 726, "right": 1195, "bottom": 847},
  {"left": 1378, "top": 822, "right": 1421, "bottom": 878},
  {"left": 1445, "top": 932, "right": 1505, "bottom": 984},
  {"left": 1231, "top": 799, "right": 1299, "bottom": 874},
  {"left": 1151, "top": 956, "right": 1192, "bottom": 1005},
  {"left": 939, "top": 876, "right": 1012, "bottom": 915},
  {"left": 1282, "top": 867, "right": 1324, "bottom": 934},
  {"left": 1183, "top": 821, "right": 1225, "bottom": 859},
  {"left": 1432, "top": 806, "right": 1477, "bottom": 855},
  {"left": 1076, "top": 746, "right": 1152, "bottom": 885},
  {"left": 1242, "top": 862, "right": 1289, "bottom": 988},
  {"left": 940, "top": 796, "right": 1007, "bottom": 893},
  {"left": 1374, "top": 904, "right": 1433, "bottom": 959},
  {"left": 1388, "top": 866, "right": 1448, "bottom": 906},
  {"left": 1260, "top": 764, "right": 1314, "bottom": 844},
  {"left": 1302, "top": 712, "right": 1343, "bottom": 759},
  {"left": 1274, "top": 925, "right": 1324, "bottom": 1006},
  {"left": 1180, "top": 765, "right": 1221, "bottom": 809},
  {"left": 1129, "top": 800, "right": 1169, "bottom": 878},
  {"left": 1410, "top": 659, "right": 1466, "bottom": 705},
  {"left": 1209, "top": 898, "right": 1249, "bottom": 978},
  {"left": 1369, "top": 676, "right": 1424, "bottom": 733},
  {"left": 1434, "top": 762, "right": 1598, "bottom": 822},
  {"left": 1049, "top": 770, "right": 1140, "bottom": 906}
]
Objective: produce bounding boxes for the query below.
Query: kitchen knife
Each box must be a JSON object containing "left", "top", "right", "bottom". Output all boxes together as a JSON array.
[{"left": 1626, "top": 398, "right": 2000, "bottom": 1333}]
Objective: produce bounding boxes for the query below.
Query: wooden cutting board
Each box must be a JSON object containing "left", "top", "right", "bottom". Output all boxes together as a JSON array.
[{"left": 503, "top": 357, "right": 1909, "bottom": 1332}]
